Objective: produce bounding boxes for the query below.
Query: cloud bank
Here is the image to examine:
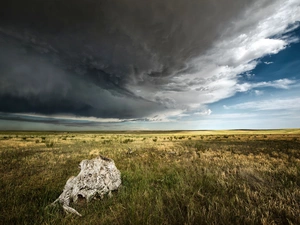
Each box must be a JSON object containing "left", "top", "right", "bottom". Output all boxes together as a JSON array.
[
  {"left": 0, "top": 0, "right": 300, "bottom": 126},
  {"left": 224, "top": 97, "right": 300, "bottom": 111}
]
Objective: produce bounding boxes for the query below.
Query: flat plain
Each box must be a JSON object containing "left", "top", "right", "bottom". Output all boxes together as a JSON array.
[{"left": 1, "top": 129, "right": 300, "bottom": 225}]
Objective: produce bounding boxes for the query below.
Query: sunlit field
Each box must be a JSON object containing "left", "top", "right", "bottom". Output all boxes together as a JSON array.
[{"left": 1, "top": 129, "right": 300, "bottom": 225}]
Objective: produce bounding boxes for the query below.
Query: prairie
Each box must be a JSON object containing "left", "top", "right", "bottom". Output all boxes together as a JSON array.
[{"left": 1, "top": 129, "right": 300, "bottom": 225}]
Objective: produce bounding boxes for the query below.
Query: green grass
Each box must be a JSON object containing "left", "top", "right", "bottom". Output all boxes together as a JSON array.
[{"left": 0, "top": 130, "right": 300, "bottom": 224}]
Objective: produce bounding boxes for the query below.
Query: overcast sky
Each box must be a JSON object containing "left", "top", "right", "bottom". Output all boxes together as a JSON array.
[{"left": 0, "top": 0, "right": 300, "bottom": 130}]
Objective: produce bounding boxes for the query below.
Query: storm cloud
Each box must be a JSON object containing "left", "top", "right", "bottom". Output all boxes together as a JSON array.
[{"left": 0, "top": 0, "right": 300, "bottom": 126}]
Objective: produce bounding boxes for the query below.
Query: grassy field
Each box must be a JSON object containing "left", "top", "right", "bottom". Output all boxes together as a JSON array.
[{"left": 1, "top": 129, "right": 300, "bottom": 225}]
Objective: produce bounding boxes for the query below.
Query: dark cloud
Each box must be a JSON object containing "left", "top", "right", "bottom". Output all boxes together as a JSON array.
[
  {"left": 0, "top": 113, "right": 125, "bottom": 128},
  {"left": 0, "top": 0, "right": 260, "bottom": 122}
]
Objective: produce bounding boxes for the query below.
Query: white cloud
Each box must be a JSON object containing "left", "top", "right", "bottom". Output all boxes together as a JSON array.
[
  {"left": 225, "top": 97, "right": 300, "bottom": 111},
  {"left": 231, "top": 38, "right": 286, "bottom": 65},
  {"left": 126, "top": 0, "right": 300, "bottom": 120},
  {"left": 264, "top": 61, "right": 273, "bottom": 65},
  {"left": 254, "top": 90, "right": 264, "bottom": 96},
  {"left": 236, "top": 78, "right": 296, "bottom": 92},
  {"left": 9, "top": 113, "right": 127, "bottom": 123},
  {"left": 194, "top": 109, "right": 212, "bottom": 116}
]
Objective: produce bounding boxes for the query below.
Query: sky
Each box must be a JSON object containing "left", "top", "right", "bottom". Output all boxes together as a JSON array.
[{"left": 0, "top": 0, "right": 300, "bottom": 130}]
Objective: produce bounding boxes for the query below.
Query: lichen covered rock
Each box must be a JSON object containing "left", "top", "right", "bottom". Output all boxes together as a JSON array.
[{"left": 52, "top": 155, "right": 121, "bottom": 216}]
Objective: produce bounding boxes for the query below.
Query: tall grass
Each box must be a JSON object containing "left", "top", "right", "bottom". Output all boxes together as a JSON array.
[{"left": 0, "top": 130, "right": 300, "bottom": 224}]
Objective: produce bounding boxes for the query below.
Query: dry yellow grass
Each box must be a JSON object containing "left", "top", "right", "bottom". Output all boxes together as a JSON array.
[{"left": 0, "top": 130, "right": 300, "bottom": 224}]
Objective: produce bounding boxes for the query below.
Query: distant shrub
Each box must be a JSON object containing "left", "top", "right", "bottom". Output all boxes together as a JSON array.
[
  {"left": 35, "top": 140, "right": 39, "bottom": 143},
  {"left": 153, "top": 138, "right": 157, "bottom": 142},
  {"left": 123, "top": 139, "right": 134, "bottom": 144},
  {"left": 223, "top": 135, "right": 229, "bottom": 138},
  {"left": 195, "top": 143, "right": 206, "bottom": 152},
  {"left": 182, "top": 141, "right": 193, "bottom": 148},
  {"left": 22, "top": 137, "right": 27, "bottom": 141},
  {"left": 102, "top": 140, "right": 112, "bottom": 144},
  {"left": 45, "top": 141, "right": 54, "bottom": 148}
]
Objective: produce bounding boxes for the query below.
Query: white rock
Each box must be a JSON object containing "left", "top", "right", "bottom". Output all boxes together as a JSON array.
[{"left": 52, "top": 156, "right": 121, "bottom": 216}]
